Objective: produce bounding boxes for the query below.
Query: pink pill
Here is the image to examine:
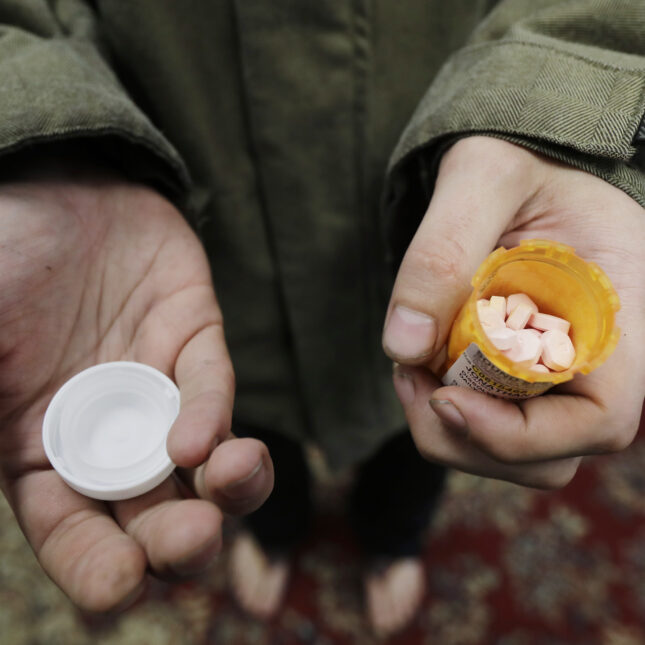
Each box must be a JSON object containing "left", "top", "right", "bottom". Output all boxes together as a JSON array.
[
  {"left": 489, "top": 296, "right": 506, "bottom": 319},
  {"left": 506, "top": 303, "right": 533, "bottom": 331},
  {"left": 528, "top": 312, "right": 571, "bottom": 335},
  {"left": 503, "top": 328, "right": 542, "bottom": 368},
  {"left": 484, "top": 326, "right": 517, "bottom": 351},
  {"left": 541, "top": 329, "right": 576, "bottom": 371},
  {"left": 506, "top": 293, "right": 538, "bottom": 317},
  {"left": 476, "top": 299, "right": 491, "bottom": 321},
  {"left": 478, "top": 304, "right": 505, "bottom": 329}
]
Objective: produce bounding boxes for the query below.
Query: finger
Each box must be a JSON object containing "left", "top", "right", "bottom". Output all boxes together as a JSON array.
[
  {"left": 111, "top": 476, "right": 223, "bottom": 579},
  {"left": 168, "top": 304, "right": 273, "bottom": 514},
  {"left": 167, "top": 320, "right": 235, "bottom": 468},
  {"left": 8, "top": 470, "right": 147, "bottom": 612},
  {"left": 188, "top": 436, "right": 274, "bottom": 516},
  {"left": 427, "top": 349, "right": 645, "bottom": 464},
  {"left": 393, "top": 364, "right": 580, "bottom": 489},
  {"left": 383, "top": 137, "right": 542, "bottom": 364}
]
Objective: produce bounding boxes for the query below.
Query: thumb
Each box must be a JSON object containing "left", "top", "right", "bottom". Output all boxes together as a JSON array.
[
  {"left": 167, "top": 319, "right": 273, "bottom": 515},
  {"left": 382, "top": 137, "right": 542, "bottom": 365}
]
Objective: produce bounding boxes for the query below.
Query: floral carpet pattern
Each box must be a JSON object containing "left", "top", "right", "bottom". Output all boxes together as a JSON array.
[{"left": 2, "top": 410, "right": 645, "bottom": 645}]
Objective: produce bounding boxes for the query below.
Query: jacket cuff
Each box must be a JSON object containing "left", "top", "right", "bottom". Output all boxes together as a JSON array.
[
  {"left": 0, "top": 33, "right": 192, "bottom": 210},
  {"left": 386, "top": 40, "right": 645, "bottom": 221},
  {"left": 383, "top": 39, "right": 645, "bottom": 269}
]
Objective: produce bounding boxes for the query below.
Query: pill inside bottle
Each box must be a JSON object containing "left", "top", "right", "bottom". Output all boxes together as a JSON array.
[
  {"left": 441, "top": 239, "right": 619, "bottom": 399},
  {"left": 477, "top": 294, "right": 575, "bottom": 372}
]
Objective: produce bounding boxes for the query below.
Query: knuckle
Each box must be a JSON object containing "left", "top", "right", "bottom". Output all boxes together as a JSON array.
[
  {"left": 488, "top": 443, "right": 520, "bottom": 466},
  {"left": 201, "top": 357, "right": 236, "bottom": 394},
  {"left": 595, "top": 417, "right": 639, "bottom": 453},
  {"left": 469, "top": 431, "right": 516, "bottom": 464},
  {"left": 589, "top": 397, "right": 642, "bottom": 454},
  {"left": 409, "top": 432, "right": 430, "bottom": 461},
  {"left": 598, "top": 431, "right": 631, "bottom": 454},
  {"left": 406, "top": 241, "right": 469, "bottom": 286},
  {"left": 409, "top": 428, "right": 437, "bottom": 464},
  {"left": 472, "top": 429, "right": 528, "bottom": 465},
  {"left": 528, "top": 461, "right": 578, "bottom": 491}
]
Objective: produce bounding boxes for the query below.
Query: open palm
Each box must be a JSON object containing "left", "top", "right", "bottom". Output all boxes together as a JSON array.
[{"left": 0, "top": 166, "right": 273, "bottom": 611}]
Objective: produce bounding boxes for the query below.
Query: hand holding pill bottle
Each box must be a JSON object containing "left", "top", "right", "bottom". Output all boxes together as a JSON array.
[{"left": 383, "top": 137, "right": 645, "bottom": 490}]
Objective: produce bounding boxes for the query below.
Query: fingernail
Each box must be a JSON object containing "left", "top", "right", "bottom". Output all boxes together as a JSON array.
[
  {"left": 393, "top": 364, "right": 416, "bottom": 405},
  {"left": 222, "top": 459, "right": 264, "bottom": 500},
  {"left": 383, "top": 306, "right": 436, "bottom": 360},
  {"left": 171, "top": 536, "right": 220, "bottom": 577},
  {"left": 429, "top": 399, "right": 468, "bottom": 433}
]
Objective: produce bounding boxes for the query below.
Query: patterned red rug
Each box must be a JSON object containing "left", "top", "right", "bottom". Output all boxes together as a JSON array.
[
  {"left": 82, "top": 407, "right": 645, "bottom": 645},
  {"left": 2, "top": 408, "right": 644, "bottom": 645}
]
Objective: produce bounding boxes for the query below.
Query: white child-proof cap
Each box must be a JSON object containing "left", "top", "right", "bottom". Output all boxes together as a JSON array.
[{"left": 42, "top": 362, "right": 180, "bottom": 501}]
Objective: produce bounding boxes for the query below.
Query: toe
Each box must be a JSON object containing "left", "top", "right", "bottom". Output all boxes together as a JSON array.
[
  {"left": 228, "top": 532, "right": 289, "bottom": 620},
  {"left": 365, "top": 572, "right": 390, "bottom": 635},
  {"left": 365, "top": 558, "right": 426, "bottom": 637}
]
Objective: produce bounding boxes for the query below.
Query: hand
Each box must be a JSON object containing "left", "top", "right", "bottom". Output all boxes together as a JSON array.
[
  {"left": 383, "top": 136, "right": 645, "bottom": 489},
  {"left": 0, "top": 161, "right": 273, "bottom": 611}
]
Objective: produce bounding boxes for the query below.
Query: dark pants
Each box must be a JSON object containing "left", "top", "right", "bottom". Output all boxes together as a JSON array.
[{"left": 235, "top": 425, "right": 447, "bottom": 559}]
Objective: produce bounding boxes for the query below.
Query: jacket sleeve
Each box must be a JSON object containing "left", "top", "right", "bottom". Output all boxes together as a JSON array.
[
  {"left": 385, "top": 0, "right": 645, "bottom": 255},
  {"left": 0, "top": 0, "right": 190, "bottom": 205}
]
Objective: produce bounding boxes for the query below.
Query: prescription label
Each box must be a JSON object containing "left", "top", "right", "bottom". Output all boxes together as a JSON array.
[{"left": 442, "top": 343, "right": 552, "bottom": 399}]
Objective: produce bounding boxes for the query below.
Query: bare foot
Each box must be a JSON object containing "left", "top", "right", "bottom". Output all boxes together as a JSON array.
[
  {"left": 228, "top": 532, "right": 290, "bottom": 620},
  {"left": 364, "top": 558, "right": 426, "bottom": 637}
]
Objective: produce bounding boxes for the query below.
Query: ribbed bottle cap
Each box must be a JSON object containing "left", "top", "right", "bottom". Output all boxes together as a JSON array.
[{"left": 42, "top": 362, "right": 180, "bottom": 501}]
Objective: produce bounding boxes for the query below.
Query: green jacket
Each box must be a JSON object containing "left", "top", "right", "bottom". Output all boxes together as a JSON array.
[{"left": 2, "top": 0, "right": 644, "bottom": 468}]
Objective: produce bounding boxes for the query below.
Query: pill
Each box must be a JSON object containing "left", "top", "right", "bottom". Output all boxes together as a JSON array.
[
  {"left": 478, "top": 303, "right": 506, "bottom": 329},
  {"left": 484, "top": 326, "right": 517, "bottom": 351},
  {"left": 541, "top": 329, "right": 575, "bottom": 371},
  {"left": 528, "top": 312, "right": 571, "bottom": 335},
  {"left": 503, "top": 328, "right": 542, "bottom": 368},
  {"left": 476, "top": 299, "right": 491, "bottom": 320},
  {"left": 529, "top": 363, "right": 550, "bottom": 374},
  {"left": 506, "top": 302, "right": 534, "bottom": 330},
  {"left": 506, "top": 293, "right": 538, "bottom": 317},
  {"left": 489, "top": 296, "right": 506, "bottom": 319}
]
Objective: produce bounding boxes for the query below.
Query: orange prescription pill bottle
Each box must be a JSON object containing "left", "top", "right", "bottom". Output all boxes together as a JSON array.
[{"left": 441, "top": 239, "right": 620, "bottom": 399}]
